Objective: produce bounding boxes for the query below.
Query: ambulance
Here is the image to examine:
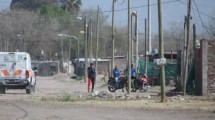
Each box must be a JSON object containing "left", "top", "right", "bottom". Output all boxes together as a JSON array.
[{"left": 0, "top": 52, "right": 37, "bottom": 94}]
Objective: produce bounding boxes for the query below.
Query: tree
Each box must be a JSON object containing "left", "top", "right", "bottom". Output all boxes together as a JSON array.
[
  {"left": 59, "top": 0, "right": 82, "bottom": 13},
  {"left": 10, "top": 0, "right": 54, "bottom": 10},
  {"left": 10, "top": 0, "right": 82, "bottom": 13}
]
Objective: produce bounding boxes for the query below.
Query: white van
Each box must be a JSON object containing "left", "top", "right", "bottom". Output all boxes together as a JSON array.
[{"left": 0, "top": 52, "right": 36, "bottom": 94}]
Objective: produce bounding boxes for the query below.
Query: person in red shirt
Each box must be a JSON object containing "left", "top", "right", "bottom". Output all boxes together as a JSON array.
[{"left": 87, "top": 63, "right": 96, "bottom": 92}]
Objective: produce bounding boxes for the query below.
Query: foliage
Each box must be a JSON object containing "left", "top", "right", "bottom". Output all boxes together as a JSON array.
[
  {"left": 38, "top": 6, "right": 65, "bottom": 16},
  {"left": 10, "top": 0, "right": 82, "bottom": 13},
  {"left": 10, "top": 0, "right": 55, "bottom": 11}
]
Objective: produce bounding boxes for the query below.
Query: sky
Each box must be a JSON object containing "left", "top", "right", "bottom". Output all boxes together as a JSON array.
[
  {"left": 1, "top": 0, "right": 215, "bottom": 34},
  {"left": 81, "top": 0, "right": 215, "bottom": 34}
]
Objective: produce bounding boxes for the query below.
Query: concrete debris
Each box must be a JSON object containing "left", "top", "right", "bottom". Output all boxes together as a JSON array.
[
  {"left": 142, "top": 94, "right": 151, "bottom": 99},
  {"left": 170, "top": 95, "right": 185, "bottom": 101},
  {"left": 92, "top": 91, "right": 113, "bottom": 98}
]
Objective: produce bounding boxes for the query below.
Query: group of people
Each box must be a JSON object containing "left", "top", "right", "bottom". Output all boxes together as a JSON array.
[
  {"left": 113, "top": 64, "right": 136, "bottom": 80},
  {"left": 87, "top": 62, "right": 136, "bottom": 93}
]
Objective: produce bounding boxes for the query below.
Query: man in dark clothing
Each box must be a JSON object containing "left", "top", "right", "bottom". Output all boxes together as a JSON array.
[
  {"left": 88, "top": 63, "right": 96, "bottom": 92},
  {"left": 113, "top": 65, "right": 120, "bottom": 88},
  {"left": 131, "top": 64, "right": 136, "bottom": 80},
  {"left": 113, "top": 65, "right": 120, "bottom": 81}
]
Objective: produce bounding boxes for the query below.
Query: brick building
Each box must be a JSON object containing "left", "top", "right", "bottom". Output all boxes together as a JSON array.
[{"left": 195, "top": 39, "right": 215, "bottom": 96}]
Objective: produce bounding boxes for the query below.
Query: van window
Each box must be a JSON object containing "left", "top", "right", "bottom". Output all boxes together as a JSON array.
[
  {"left": 18, "top": 55, "right": 22, "bottom": 60},
  {"left": 4, "top": 54, "right": 16, "bottom": 62},
  {"left": 1, "top": 54, "right": 27, "bottom": 69}
]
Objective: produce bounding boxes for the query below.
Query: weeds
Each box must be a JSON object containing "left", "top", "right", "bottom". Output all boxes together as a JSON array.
[
  {"left": 40, "top": 93, "right": 76, "bottom": 102},
  {"left": 57, "top": 93, "right": 75, "bottom": 102}
]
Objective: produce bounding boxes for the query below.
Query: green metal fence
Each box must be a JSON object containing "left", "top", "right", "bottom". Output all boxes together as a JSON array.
[{"left": 138, "top": 60, "right": 177, "bottom": 79}]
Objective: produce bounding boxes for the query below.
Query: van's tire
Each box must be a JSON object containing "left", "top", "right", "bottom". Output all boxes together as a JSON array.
[
  {"left": 26, "top": 88, "right": 31, "bottom": 94},
  {"left": 26, "top": 85, "right": 32, "bottom": 94},
  {"left": 0, "top": 86, "right": 6, "bottom": 94}
]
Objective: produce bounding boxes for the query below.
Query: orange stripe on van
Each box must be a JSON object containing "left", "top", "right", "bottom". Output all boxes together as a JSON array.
[
  {"left": 13, "top": 70, "right": 22, "bottom": 77},
  {"left": 1, "top": 70, "right": 10, "bottom": 76}
]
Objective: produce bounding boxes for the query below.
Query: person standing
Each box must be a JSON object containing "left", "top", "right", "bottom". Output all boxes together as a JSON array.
[
  {"left": 113, "top": 65, "right": 120, "bottom": 88},
  {"left": 131, "top": 64, "right": 136, "bottom": 80},
  {"left": 88, "top": 63, "right": 96, "bottom": 92}
]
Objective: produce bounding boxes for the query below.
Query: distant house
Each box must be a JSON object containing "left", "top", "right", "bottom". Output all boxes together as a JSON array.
[
  {"left": 32, "top": 61, "right": 59, "bottom": 76},
  {"left": 73, "top": 58, "right": 110, "bottom": 76}
]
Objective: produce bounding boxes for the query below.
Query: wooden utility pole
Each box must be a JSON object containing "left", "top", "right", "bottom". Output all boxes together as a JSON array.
[
  {"left": 182, "top": 16, "right": 187, "bottom": 91},
  {"left": 89, "top": 18, "right": 93, "bottom": 63},
  {"left": 111, "top": 0, "right": 116, "bottom": 77},
  {"left": 193, "top": 24, "right": 196, "bottom": 56},
  {"left": 148, "top": 0, "right": 151, "bottom": 54},
  {"left": 144, "top": 18, "right": 147, "bottom": 75},
  {"left": 158, "top": 0, "right": 166, "bottom": 102},
  {"left": 95, "top": 6, "right": 100, "bottom": 82},
  {"left": 127, "top": 0, "right": 131, "bottom": 94},
  {"left": 183, "top": 0, "right": 192, "bottom": 96},
  {"left": 131, "top": 12, "right": 139, "bottom": 77},
  {"left": 131, "top": 13, "right": 133, "bottom": 63},
  {"left": 61, "top": 35, "right": 64, "bottom": 72},
  {"left": 84, "top": 16, "right": 88, "bottom": 83},
  {"left": 134, "top": 12, "right": 139, "bottom": 77}
]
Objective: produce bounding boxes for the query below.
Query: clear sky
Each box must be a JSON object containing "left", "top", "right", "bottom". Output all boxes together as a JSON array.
[
  {"left": 0, "top": 0, "right": 11, "bottom": 9},
  {"left": 81, "top": 0, "right": 215, "bottom": 34},
  {"left": 1, "top": 0, "right": 215, "bottom": 34}
]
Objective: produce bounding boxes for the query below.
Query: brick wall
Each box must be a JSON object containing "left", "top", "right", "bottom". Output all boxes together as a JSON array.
[
  {"left": 207, "top": 40, "right": 215, "bottom": 94},
  {"left": 194, "top": 47, "right": 202, "bottom": 95},
  {"left": 195, "top": 39, "right": 215, "bottom": 96}
]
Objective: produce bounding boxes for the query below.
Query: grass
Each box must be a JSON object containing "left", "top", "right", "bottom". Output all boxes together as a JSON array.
[
  {"left": 40, "top": 93, "right": 76, "bottom": 102},
  {"left": 57, "top": 93, "right": 75, "bottom": 102}
]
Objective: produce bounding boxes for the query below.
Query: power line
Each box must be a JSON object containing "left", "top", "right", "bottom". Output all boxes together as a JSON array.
[
  {"left": 1, "top": 0, "right": 214, "bottom": 20},
  {"left": 192, "top": 7, "right": 205, "bottom": 37},
  {"left": 109, "top": 0, "right": 180, "bottom": 13},
  {"left": 113, "top": 32, "right": 185, "bottom": 41},
  {"left": 193, "top": 0, "right": 213, "bottom": 37},
  {"left": 178, "top": 0, "right": 215, "bottom": 20},
  {"left": 0, "top": 0, "right": 180, "bottom": 16},
  {"left": 117, "top": 0, "right": 126, "bottom": 6}
]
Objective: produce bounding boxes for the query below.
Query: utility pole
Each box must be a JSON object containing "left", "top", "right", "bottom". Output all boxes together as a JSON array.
[
  {"left": 135, "top": 12, "right": 138, "bottom": 77},
  {"left": 127, "top": 0, "right": 132, "bottom": 94},
  {"left": 182, "top": 16, "right": 187, "bottom": 91},
  {"left": 95, "top": 6, "right": 100, "bottom": 82},
  {"left": 131, "top": 12, "right": 139, "bottom": 77},
  {"left": 84, "top": 16, "right": 88, "bottom": 83},
  {"left": 158, "top": 0, "right": 166, "bottom": 102},
  {"left": 77, "top": 35, "right": 80, "bottom": 63},
  {"left": 193, "top": 24, "right": 196, "bottom": 57},
  {"left": 131, "top": 13, "right": 133, "bottom": 63},
  {"left": 144, "top": 18, "right": 147, "bottom": 75},
  {"left": 111, "top": 0, "right": 116, "bottom": 77},
  {"left": 183, "top": 0, "right": 192, "bottom": 96},
  {"left": 148, "top": 0, "right": 151, "bottom": 54},
  {"left": 89, "top": 18, "right": 93, "bottom": 64},
  {"left": 61, "top": 36, "right": 64, "bottom": 73},
  {"left": 68, "top": 37, "right": 71, "bottom": 73}
]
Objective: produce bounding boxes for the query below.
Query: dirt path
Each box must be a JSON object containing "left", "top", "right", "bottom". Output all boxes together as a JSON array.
[
  {"left": 0, "top": 100, "right": 214, "bottom": 120},
  {"left": 0, "top": 74, "right": 214, "bottom": 120}
]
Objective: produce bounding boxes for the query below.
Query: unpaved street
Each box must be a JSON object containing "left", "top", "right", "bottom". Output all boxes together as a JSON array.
[
  {"left": 0, "top": 100, "right": 215, "bottom": 120},
  {"left": 0, "top": 74, "right": 214, "bottom": 120}
]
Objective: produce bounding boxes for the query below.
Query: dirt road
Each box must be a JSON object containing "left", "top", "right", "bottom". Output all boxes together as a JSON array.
[
  {"left": 0, "top": 74, "right": 214, "bottom": 120},
  {"left": 0, "top": 100, "right": 215, "bottom": 120}
]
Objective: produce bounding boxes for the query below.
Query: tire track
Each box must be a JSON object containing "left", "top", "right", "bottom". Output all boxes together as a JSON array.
[{"left": 0, "top": 100, "right": 28, "bottom": 120}]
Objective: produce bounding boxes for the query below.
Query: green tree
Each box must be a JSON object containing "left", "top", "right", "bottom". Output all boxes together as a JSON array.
[
  {"left": 10, "top": 0, "right": 82, "bottom": 13},
  {"left": 59, "top": 0, "right": 82, "bottom": 13}
]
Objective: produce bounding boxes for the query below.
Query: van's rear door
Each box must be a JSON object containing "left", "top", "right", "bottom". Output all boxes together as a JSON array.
[{"left": 0, "top": 53, "right": 26, "bottom": 80}]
